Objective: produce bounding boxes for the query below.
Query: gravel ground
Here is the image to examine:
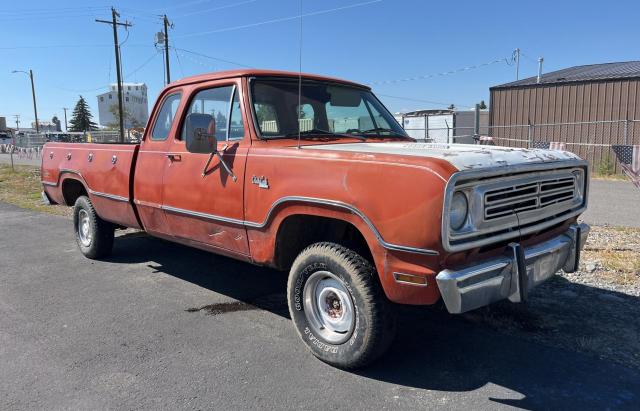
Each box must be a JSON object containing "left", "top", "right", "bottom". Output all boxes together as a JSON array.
[
  {"left": 567, "top": 225, "right": 640, "bottom": 296},
  {"left": 462, "top": 223, "right": 640, "bottom": 369}
]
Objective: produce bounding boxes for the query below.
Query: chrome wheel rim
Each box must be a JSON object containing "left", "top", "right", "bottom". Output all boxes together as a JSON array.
[
  {"left": 303, "top": 271, "right": 355, "bottom": 344},
  {"left": 78, "top": 209, "right": 92, "bottom": 247}
]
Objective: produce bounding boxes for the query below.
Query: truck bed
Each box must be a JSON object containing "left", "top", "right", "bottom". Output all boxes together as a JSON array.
[{"left": 41, "top": 142, "right": 141, "bottom": 229}]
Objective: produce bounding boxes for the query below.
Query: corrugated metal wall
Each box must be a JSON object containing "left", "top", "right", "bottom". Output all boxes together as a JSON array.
[{"left": 489, "top": 79, "right": 640, "bottom": 173}]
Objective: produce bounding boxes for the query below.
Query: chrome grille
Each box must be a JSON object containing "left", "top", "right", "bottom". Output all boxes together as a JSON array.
[{"left": 484, "top": 176, "right": 576, "bottom": 221}]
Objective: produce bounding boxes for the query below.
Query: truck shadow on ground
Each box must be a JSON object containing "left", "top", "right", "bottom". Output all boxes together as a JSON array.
[{"left": 109, "top": 232, "right": 639, "bottom": 410}]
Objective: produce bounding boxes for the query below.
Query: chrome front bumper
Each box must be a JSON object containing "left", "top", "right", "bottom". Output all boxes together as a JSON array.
[{"left": 436, "top": 223, "right": 590, "bottom": 314}]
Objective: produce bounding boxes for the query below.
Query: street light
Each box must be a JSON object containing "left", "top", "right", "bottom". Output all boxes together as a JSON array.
[{"left": 12, "top": 69, "right": 40, "bottom": 133}]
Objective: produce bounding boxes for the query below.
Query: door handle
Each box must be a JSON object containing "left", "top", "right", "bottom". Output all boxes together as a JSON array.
[{"left": 166, "top": 153, "right": 182, "bottom": 162}]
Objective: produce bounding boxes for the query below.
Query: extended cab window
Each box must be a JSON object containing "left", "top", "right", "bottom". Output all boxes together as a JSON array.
[
  {"left": 151, "top": 93, "right": 181, "bottom": 141},
  {"left": 182, "top": 85, "right": 240, "bottom": 141}
]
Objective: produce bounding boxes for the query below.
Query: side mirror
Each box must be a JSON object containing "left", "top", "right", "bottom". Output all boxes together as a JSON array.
[{"left": 185, "top": 113, "right": 217, "bottom": 154}]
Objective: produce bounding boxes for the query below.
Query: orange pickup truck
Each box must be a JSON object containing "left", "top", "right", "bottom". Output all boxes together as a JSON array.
[{"left": 41, "top": 69, "right": 590, "bottom": 368}]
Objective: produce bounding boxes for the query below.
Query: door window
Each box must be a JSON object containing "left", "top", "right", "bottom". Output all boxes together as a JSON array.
[
  {"left": 181, "top": 86, "right": 234, "bottom": 141},
  {"left": 151, "top": 93, "right": 182, "bottom": 141}
]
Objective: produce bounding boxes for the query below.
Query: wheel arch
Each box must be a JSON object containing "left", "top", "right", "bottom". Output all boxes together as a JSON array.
[
  {"left": 61, "top": 176, "right": 89, "bottom": 206},
  {"left": 273, "top": 213, "right": 376, "bottom": 271}
]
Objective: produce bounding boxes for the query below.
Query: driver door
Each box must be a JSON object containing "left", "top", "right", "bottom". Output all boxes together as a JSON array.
[{"left": 161, "top": 80, "right": 250, "bottom": 256}]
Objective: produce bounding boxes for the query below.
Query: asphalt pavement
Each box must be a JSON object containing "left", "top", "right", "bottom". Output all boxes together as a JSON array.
[
  {"left": 1, "top": 202, "right": 638, "bottom": 410},
  {"left": 580, "top": 178, "right": 640, "bottom": 228}
]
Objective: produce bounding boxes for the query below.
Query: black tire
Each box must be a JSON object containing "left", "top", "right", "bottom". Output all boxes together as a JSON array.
[
  {"left": 287, "top": 242, "right": 396, "bottom": 369},
  {"left": 73, "top": 195, "right": 115, "bottom": 259}
]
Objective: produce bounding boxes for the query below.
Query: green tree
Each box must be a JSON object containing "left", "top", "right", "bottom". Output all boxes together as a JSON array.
[
  {"left": 107, "top": 104, "right": 141, "bottom": 129},
  {"left": 69, "top": 96, "right": 97, "bottom": 132},
  {"left": 478, "top": 100, "right": 487, "bottom": 110}
]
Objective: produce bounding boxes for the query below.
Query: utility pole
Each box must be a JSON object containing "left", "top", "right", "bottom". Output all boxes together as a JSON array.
[
  {"left": 163, "top": 15, "right": 172, "bottom": 84},
  {"left": 96, "top": 8, "right": 132, "bottom": 143},
  {"left": 29, "top": 70, "right": 39, "bottom": 133},
  {"left": 11, "top": 69, "right": 39, "bottom": 132},
  {"left": 62, "top": 108, "right": 69, "bottom": 132},
  {"left": 514, "top": 48, "right": 520, "bottom": 80},
  {"left": 537, "top": 56, "right": 544, "bottom": 83},
  {"left": 13, "top": 114, "right": 20, "bottom": 131}
]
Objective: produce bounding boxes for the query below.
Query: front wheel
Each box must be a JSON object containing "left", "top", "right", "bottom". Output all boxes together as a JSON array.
[
  {"left": 73, "top": 196, "right": 114, "bottom": 259},
  {"left": 287, "top": 242, "right": 396, "bottom": 369}
]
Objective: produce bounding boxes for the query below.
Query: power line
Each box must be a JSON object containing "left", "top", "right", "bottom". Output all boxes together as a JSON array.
[
  {"left": 175, "top": 49, "right": 218, "bottom": 72},
  {"left": 0, "top": 6, "right": 107, "bottom": 15},
  {"left": 51, "top": 84, "right": 109, "bottom": 93},
  {"left": 174, "top": 0, "right": 259, "bottom": 19},
  {"left": 153, "top": 0, "right": 215, "bottom": 13},
  {"left": 369, "top": 57, "right": 510, "bottom": 85},
  {"left": 174, "top": 0, "right": 382, "bottom": 39},
  {"left": 125, "top": 51, "right": 161, "bottom": 79},
  {"left": 0, "top": 8, "right": 110, "bottom": 22},
  {"left": 375, "top": 93, "right": 475, "bottom": 110},
  {"left": 173, "top": 47, "right": 186, "bottom": 78},
  {"left": 0, "top": 43, "right": 150, "bottom": 50},
  {"left": 173, "top": 47, "right": 254, "bottom": 68}
]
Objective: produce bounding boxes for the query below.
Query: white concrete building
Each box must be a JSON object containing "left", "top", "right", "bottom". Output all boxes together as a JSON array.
[{"left": 97, "top": 83, "right": 149, "bottom": 128}]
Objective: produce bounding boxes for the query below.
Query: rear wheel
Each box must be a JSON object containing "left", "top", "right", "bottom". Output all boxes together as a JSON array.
[
  {"left": 73, "top": 196, "right": 114, "bottom": 259},
  {"left": 287, "top": 242, "right": 396, "bottom": 369}
]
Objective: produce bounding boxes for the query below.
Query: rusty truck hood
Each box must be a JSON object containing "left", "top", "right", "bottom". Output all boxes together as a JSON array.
[{"left": 307, "top": 142, "right": 580, "bottom": 171}]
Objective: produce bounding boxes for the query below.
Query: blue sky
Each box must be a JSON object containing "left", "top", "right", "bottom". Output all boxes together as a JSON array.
[{"left": 2, "top": 0, "right": 640, "bottom": 129}]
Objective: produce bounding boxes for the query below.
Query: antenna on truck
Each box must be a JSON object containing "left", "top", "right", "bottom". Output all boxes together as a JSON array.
[{"left": 297, "top": 0, "right": 303, "bottom": 149}]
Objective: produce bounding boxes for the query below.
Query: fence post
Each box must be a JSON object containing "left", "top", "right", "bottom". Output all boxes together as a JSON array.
[
  {"left": 445, "top": 119, "right": 451, "bottom": 144},
  {"left": 527, "top": 123, "right": 533, "bottom": 149},
  {"left": 423, "top": 114, "right": 428, "bottom": 141},
  {"left": 474, "top": 104, "right": 480, "bottom": 141},
  {"left": 624, "top": 119, "right": 629, "bottom": 145}
]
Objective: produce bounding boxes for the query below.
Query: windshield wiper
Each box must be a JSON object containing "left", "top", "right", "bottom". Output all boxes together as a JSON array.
[
  {"left": 282, "top": 128, "right": 366, "bottom": 141},
  {"left": 360, "top": 127, "right": 408, "bottom": 138}
]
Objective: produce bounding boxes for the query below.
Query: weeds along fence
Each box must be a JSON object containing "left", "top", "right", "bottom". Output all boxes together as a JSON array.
[{"left": 405, "top": 119, "right": 640, "bottom": 175}]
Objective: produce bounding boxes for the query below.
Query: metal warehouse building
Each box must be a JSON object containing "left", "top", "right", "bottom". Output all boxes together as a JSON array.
[{"left": 489, "top": 61, "right": 640, "bottom": 172}]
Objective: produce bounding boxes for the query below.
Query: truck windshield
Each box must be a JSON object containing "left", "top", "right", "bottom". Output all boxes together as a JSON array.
[{"left": 250, "top": 78, "right": 408, "bottom": 139}]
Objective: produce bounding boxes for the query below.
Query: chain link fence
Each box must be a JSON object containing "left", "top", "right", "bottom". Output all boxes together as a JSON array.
[
  {"left": 8, "top": 131, "right": 142, "bottom": 150},
  {"left": 404, "top": 119, "right": 640, "bottom": 174},
  {"left": 4, "top": 121, "right": 636, "bottom": 175}
]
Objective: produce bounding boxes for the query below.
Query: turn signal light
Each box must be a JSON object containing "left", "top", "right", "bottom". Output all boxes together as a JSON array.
[{"left": 393, "top": 272, "right": 428, "bottom": 286}]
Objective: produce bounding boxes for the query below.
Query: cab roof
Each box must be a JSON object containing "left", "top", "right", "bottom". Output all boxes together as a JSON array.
[{"left": 168, "top": 69, "right": 370, "bottom": 90}]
